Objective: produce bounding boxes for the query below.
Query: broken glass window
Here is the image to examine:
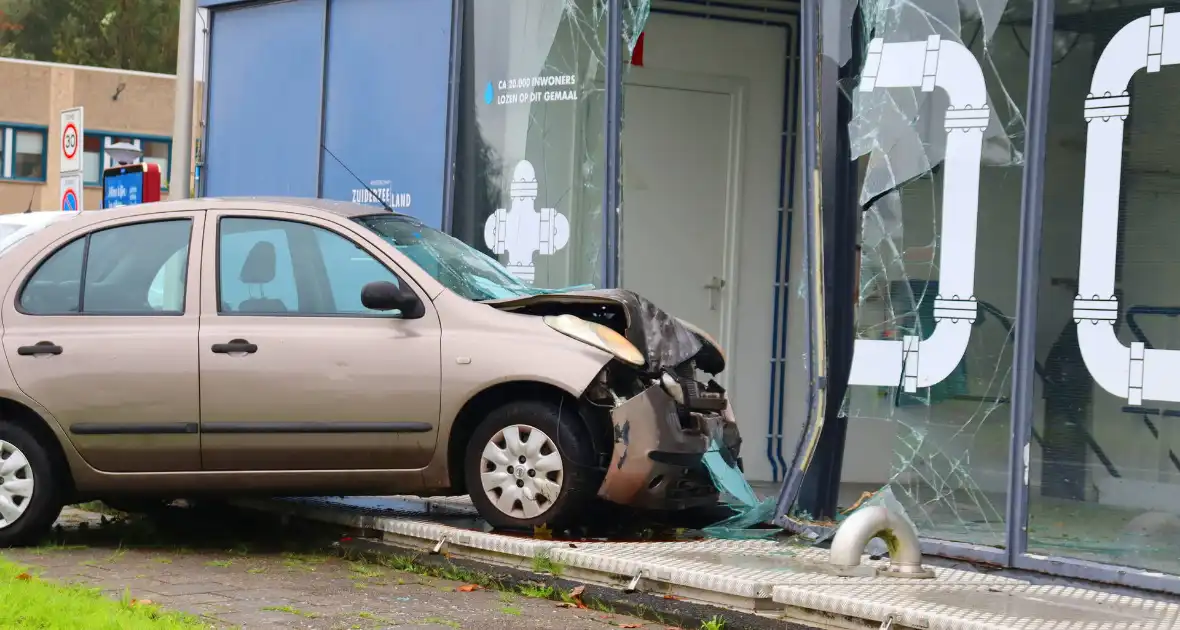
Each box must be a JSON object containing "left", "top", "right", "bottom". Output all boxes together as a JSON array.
[
  {"left": 820, "top": 0, "right": 1033, "bottom": 548},
  {"left": 450, "top": 0, "right": 648, "bottom": 291}
]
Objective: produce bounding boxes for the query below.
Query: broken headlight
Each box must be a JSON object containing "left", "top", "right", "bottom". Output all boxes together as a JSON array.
[{"left": 543, "top": 314, "right": 645, "bottom": 367}]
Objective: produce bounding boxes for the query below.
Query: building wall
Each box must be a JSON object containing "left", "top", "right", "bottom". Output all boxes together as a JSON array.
[
  {"left": 201, "top": 0, "right": 452, "bottom": 227},
  {"left": 0, "top": 57, "right": 203, "bottom": 213}
]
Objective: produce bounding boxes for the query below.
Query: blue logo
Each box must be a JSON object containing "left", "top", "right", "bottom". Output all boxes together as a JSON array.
[{"left": 484, "top": 82, "right": 494, "bottom": 104}]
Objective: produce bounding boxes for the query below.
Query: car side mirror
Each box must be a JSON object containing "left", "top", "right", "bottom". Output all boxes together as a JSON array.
[{"left": 361, "top": 281, "right": 424, "bottom": 318}]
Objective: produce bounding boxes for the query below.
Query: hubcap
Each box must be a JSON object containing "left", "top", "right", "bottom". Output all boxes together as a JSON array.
[
  {"left": 479, "top": 424, "right": 564, "bottom": 520},
  {"left": 0, "top": 440, "right": 34, "bottom": 529}
]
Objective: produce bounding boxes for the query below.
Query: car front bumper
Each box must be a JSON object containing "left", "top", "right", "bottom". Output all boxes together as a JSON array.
[{"left": 596, "top": 384, "right": 742, "bottom": 511}]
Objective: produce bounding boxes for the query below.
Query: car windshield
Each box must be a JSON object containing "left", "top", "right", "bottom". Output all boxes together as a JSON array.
[{"left": 354, "top": 213, "right": 589, "bottom": 301}]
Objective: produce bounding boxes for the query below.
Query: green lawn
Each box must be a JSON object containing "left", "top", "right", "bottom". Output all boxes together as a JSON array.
[{"left": 0, "top": 556, "right": 209, "bottom": 629}]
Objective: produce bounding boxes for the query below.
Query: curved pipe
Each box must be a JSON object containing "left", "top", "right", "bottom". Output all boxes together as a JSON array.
[
  {"left": 847, "top": 37, "right": 984, "bottom": 392},
  {"left": 1075, "top": 9, "right": 1180, "bottom": 405},
  {"left": 828, "top": 505, "right": 928, "bottom": 575}
]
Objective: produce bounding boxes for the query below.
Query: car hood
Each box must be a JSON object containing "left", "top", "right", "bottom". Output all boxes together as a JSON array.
[{"left": 484, "top": 288, "right": 724, "bottom": 374}]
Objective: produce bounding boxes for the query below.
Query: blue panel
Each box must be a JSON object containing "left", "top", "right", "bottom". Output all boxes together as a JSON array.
[
  {"left": 103, "top": 170, "right": 145, "bottom": 208},
  {"left": 319, "top": 0, "right": 452, "bottom": 228},
  {"left": 204, "top": 0, "right": 325, "bottom": 197}
]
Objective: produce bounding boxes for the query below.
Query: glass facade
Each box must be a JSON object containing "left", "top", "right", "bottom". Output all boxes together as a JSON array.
[
  {"left": 802, "top": 0, "right": 1180, "bottom": 591},
  {"left": 451, "top": 0, "right": 647, "bottom": 290},
  {"left": 197, "top": 0, "right": 1180, "bottom": 592},
  {"left": 836, "top": 0, "right": 1032, "bottom": 548},
  {"left": 1027, "top": 0, "right": 1180, "bottom": 576}
]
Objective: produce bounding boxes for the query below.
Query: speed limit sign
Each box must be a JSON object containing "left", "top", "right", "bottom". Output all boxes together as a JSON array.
[{"left": 59, "top": 107, "right": 84, "bottom": 174}]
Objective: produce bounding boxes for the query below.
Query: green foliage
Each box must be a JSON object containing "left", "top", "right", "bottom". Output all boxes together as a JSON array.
[{"left": 0, "top": 0, "right": 179, "bottom": 73}]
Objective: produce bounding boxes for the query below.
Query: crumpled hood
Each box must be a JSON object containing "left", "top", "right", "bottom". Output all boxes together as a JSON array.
[{"left": 484, "top": 288, "right": 723, "bottom": 374}]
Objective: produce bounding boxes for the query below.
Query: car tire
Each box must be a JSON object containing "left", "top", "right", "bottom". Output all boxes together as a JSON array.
[
  {"left": 0, "top": 422, "right": 63, "bottom": 547},
  {"left": 465, "top": 400, "right": 602, "bottom": 531}
]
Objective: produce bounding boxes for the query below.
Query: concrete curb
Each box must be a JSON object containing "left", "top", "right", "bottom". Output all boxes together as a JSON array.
[{"left": 334, "top": 536, "right": 813, "bottom": 630}]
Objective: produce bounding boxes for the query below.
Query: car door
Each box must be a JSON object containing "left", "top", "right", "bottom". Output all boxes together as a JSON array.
[
  {"left": 1, "top": 212, "right": 204, "bottom": 472},
  {"left": 198, "top": 209, "right": 443, "bottom": 471}
]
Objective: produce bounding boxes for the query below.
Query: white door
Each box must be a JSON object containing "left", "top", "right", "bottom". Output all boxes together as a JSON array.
[{"left": 620, "top": 72, "right": 742, "bottom": 351}]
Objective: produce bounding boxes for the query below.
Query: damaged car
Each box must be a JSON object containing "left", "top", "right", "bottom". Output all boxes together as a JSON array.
[{"left": 0, "top": 198, "right": 741, "bottom": 545}]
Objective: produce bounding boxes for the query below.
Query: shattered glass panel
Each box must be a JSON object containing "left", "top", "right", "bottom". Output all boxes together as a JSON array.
[
  {"left": 450, "top": 0, "right": 648, "bottom": 290},
  {"left": 833, "top": 0, "right": 1032, "bottom": 547},
  {"left": 1028, "top": 0, "right": 1180, "bottom": 576}
]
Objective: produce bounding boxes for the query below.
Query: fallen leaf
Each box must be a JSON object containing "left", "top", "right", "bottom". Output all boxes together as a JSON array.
[
  {"left": 457, "top": 584, "right": 480, "bottom": 592},
  {"left": 533, "top": 523, "right": 553, "bottom": 540},
  {"left": 556, "top": 602, "right": 577, "bottom": 609},
  {"left": 14, "top": 572, "right": 31, "bottom": 581},
  {"left": 662, "top": 594, "right": 680, "bottom": 601},
  {"left": 568, "top": 584, "right": 588, "bottom": 609},
  {"left": 619, "top": 625, "right": 643, "bottom": 628}
]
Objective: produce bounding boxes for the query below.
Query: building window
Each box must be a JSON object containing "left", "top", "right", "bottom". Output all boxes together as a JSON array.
[
  {"left": 82, "top": 134, "right": 102, "bottom": 184},
  {"left": 0, "top": 126, "right": 47, "bottom": 181},
  {"left": 450, "top": 0, "right": 647, "bottom": 290},
  {"left": 833, "top": 1, "right": 1033, "bottom": 549},
  {"left": 83, "top": 132, "right": 172, "bottom": 190},
  {"left": 142, "top": 139, "right": 170, "bottom": 185}
]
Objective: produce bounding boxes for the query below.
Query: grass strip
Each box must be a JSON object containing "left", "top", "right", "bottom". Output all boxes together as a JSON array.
[{"left": 0, "top": 555, "right": 208, "bottom": 629}]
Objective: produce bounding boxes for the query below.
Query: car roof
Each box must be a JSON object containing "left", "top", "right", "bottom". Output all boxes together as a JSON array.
[{"left": 50, "top": 196, "right": 409, "bottom": 220}]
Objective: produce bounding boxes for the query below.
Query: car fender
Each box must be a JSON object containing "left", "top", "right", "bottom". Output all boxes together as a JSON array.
[{"left": 422, "top": 292, "right": 613, "bottom": 487}]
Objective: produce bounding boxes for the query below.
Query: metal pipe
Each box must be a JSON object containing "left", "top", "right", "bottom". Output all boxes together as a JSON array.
[
  {"left": 773, "top": 0, "right": 824, "bottom": 529},
  {"left": 170, "top": 0, "right": 197, "bottom": 199},
  {"left": 602, "top": 0, "right": 623, "bottom": 288},
  {"left": 828, "top": 505, "right": 929, "bottom": 576},
  {"left": 1006, "top": 0, "right": 1056, "bottom": 565}
]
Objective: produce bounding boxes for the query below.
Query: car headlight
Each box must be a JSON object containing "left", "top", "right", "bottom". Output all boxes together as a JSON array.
[
  {"left": 543, "top": 314, "right": 645, "bottom": 367},
  {"left": 675, "top": 317, "right": 726, "bottom": 362}
]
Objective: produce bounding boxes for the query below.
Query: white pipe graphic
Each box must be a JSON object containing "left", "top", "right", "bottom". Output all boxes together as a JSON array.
[
  {"left": 1076, "top": 8, "right": 1180, "bottom": 405},
  {"left": 848, "top": 36, "right": 985, "bottom": 392}
]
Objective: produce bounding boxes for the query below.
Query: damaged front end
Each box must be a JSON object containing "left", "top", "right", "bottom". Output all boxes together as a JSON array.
[{"left": 487, "top": 289, "right": 742, "bottom": 511}]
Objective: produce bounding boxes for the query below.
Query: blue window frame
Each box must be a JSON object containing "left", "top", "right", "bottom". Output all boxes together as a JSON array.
[
  {"left": 0, "top": 124, "right": 48, "bottom": 182},
  {"left": 83, "top": 131, "right": 173, "bottom": 190}
]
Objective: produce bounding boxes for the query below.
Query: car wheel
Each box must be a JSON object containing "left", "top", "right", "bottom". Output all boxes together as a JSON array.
[
  {"left": 465, "top": 400, "right": 601, "bottom": 531},
  {"left": 0, "top": 423, "right": 62, "bottom": 547}
]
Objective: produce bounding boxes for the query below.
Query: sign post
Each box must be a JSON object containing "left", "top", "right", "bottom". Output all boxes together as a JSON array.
[{"left": 59, "top": 107, "right": 84, "bottom": 212}]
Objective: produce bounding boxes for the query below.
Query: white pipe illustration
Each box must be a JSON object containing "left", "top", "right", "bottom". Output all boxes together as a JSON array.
[
  {"left": 848, "top": 36, "right": 985, "bottom": 392},
  {"left": 1075, "top": 8, "right": 1180, "bottom": 405}
]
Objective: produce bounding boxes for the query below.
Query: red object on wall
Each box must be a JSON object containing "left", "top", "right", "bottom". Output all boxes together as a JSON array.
[
  {"left": 632, "top": 31, "right": 645, "bottom": 66},
  {"left": 141, "top": 162, "right": 162, "bottom": 203}
]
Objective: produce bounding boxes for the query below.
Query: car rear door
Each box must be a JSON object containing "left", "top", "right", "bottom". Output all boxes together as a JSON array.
[
  {"left": 197, "top": 208, "right": 443, "bottom": 471},
  {"left": 1, "top": 212, "right": 205, "bottom": 472}
]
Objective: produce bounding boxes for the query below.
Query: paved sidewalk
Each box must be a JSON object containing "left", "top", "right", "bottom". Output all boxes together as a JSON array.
[{"left": 2, "top": 506, "right": 657, "bottom": 630}]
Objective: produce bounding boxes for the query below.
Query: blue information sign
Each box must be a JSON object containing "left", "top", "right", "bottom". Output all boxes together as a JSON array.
[{"left": 103, "top": 169, "right": 143, "bottom": 209}]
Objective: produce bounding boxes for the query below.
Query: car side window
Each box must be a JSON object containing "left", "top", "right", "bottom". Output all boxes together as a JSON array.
[
  {"left": 19, "top": 219, "right": 192, "bottom": 316},
  {"left": 218, "top": 217, "right": 406, "bottom": 316}
]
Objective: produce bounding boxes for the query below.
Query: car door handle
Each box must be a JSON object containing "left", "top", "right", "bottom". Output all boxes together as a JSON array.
[
  {"left": 17, "top": 341, "right": 63, "bottom": 356},
  {"left": 211, "top": 339, "right": 257, "bottom": 354}
]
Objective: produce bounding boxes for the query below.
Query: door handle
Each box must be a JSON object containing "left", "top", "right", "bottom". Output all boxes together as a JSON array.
[
  {"left": 17, "top": 341, "right": 62, "bottom": 356},
  {"left": 704, "top": 276, "right": 726, "bottom": 311},
  {"left": 211, "top": 339, "right": 257, "bottom": 354}
]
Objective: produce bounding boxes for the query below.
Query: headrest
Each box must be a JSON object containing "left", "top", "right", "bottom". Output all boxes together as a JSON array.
[{"left": 240, "top": 241, "right": 276, "bottom": 285}]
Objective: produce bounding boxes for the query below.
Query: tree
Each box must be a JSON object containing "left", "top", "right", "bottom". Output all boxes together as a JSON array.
[{"left": 0, "top": 0, "right": 178, "bottom": 74}]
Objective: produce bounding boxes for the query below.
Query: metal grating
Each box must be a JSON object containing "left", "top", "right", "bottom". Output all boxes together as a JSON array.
[
  {"left": 236, "top": 497, "right": 1180, "bottom": 626},
  {"left": 771, "top": 582, "right": 1180, "bottom": 630}
]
